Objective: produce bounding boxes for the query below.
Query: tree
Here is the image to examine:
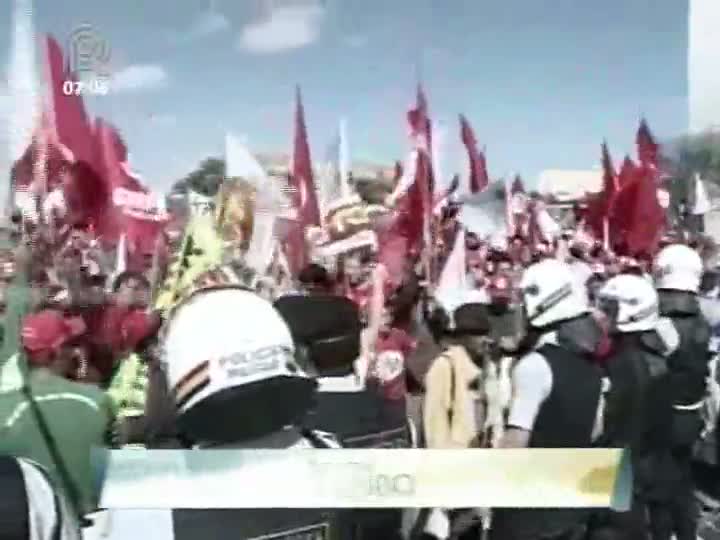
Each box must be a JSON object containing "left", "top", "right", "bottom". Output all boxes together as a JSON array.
[
  {"left": 172, "top": 157, "right": 226, "bottom": 196},
  {"left": 659, "top": 130, "right": 720, "bottom": 215},
  {"left": 662, "top": 130, "right": 720, "bottom": 184}
]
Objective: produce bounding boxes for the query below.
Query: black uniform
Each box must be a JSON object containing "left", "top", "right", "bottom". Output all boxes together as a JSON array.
[
  {"left": 274, "top": 294, "right": 409, "bottom": 540},
  {"left": 172, "top": 430, "right": 354, "bottom": 540},
  {"left": 490, "top": 342, "right": 602, "bottom": 540},
  {"left": 304, "top": 378, "right": 411, "bottom": 540},
  {"left": 305, "top": 379, "right": 411, "bottom": 449},
  {"left": 653, "top": 290, "right": 711, "bottom": 540},
  {"left": 588, "top": 331, "right": 674, "bottom": 540}
]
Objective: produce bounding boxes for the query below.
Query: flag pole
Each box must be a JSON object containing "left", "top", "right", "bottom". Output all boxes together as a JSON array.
[{"left": 603, "top": 217, "right": 610, "bottom": 251}]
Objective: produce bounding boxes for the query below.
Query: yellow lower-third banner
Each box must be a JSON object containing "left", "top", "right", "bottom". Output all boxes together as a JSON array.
[{"left": 92, "top": 448, "right": 632, "bottom": 511}]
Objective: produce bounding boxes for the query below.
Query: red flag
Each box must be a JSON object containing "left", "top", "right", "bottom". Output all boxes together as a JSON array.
[
  {"left": 403, "top": 88, "right": 434, "bottom": 244},
  {"left": 284, "top": 86, "right": 320, "bottom": 274},
  {"left": 601, "top": 141, "right": 619, "bottom": 194},
  {"left": 380, "top": 86, "right": 436, "bottom": 284},
  {"left": 636, "top": 118, "right": 659, "bottom": 169},
  {"left": 378, "top": 150, "right": 432, "bottom": 285},
  {"left": 94, "top": 119, "right": 166, "bottom": 254},
  {"left": 586, "top": 141, "right": 618, "bottom": 239},
  {"left": 411, "top": 84, "right": 432, "bottom": 152},
  {"left": 63, "top": 159, "right": 112, "bottom": 232},
  {"left": 606, "top": 155, "right": 639, "bottom": 241},
  {"left": 459, "top": 115, "right": 489, "bottom": 193},
  {"left": 417, "top": 84, "right": 432, "bottom": 155},
  {"left": 511, "top": 175, "right": 525, "bottom": 194},
  {"left": 397, "top": 151, "right": 431, "bottom": 252},
  {"left": 10, "top": 115, "right": 70, "bottom": 193},
  {"left": 290, "top": 87, "right": 320, "bottom": 227},
  {"left": 406, "top": 85, "right": 434, "bottom": 194},
  {"left": 612, "top": 165, "right": 665, "bottom": 256},
  {"left": 617, "top": 155, "right": 637, "bottom": 187},
  {"left": 44, "top": 35, "right": 95, "bottom": 167}
]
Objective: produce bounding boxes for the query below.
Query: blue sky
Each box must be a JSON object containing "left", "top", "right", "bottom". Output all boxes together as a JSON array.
[{"left": 0, "top": 0, "right": 689, "bottom": 192}]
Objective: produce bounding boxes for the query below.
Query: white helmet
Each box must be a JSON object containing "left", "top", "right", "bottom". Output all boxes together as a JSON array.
[
  {"left": 653, "top": 244, "right": 703, "bottom": 293},
  {"left": 520, "top": 259, "right": 589, "bottom": 328},
  {"left": 598, "top": 274, "right": 660, "bottom": 333},
  {"left": 163, "top": 286, "right": 316, "bottom": 443}
]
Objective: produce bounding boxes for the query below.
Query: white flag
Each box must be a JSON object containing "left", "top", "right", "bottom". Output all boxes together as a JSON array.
[
  {"left": 691, "top": 172, "right": 711, "bottom": 215},
  {"left": 6, "top": 0, "right": 40, "bottom": 215},
  {"left": 108, "top": 233, "right": 128, "bottom": 291},
  {"left": 225, "top": 132, "right": 285, "bottom": 273},
  {"left": 317, "top": 118, "right": 352, "bottom": 218},
  {"left": 457, "top": 180, "right": 509, "bottom": 240},
  {"left": 537, "top": 207, "right": 561, "bottom": 240},
  {"left": 225, "top": 133, "right": 267, "bottom": 182},
  {"left": 8, "top": 0, "right": 39, "bottom": 164},
  {"left": 434, "top": 227, "right": 470, "bottom": 313},
  {"left": 388, "top": 150, "right": 418, "bottom": 205}
]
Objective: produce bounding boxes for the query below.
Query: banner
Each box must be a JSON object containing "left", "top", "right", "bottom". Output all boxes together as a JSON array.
[
  {"left": 215, "top": 179, "right": 255, "bottom": 250},
  {"left": 154, "top": 214, "right": 224, "bottom": 313},
  {"left": 113, "top": 187, "right": 168, "bottom": 222}
]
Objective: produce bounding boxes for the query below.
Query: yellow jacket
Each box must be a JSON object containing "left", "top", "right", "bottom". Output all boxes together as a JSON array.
[{"left": 423, "top": 345, "right": 483, "bottom": 449}]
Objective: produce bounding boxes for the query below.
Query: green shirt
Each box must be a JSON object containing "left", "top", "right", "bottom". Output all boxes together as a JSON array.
[{"left": 0, "top": 369, "right": 116, "bottom": 516}]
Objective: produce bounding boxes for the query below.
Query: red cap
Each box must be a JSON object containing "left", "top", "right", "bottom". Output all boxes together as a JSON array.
[{"left": 21, "top": 310, "right": 86, "bottom": 363}]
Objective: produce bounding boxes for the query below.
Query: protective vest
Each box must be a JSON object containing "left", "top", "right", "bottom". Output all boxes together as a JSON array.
[
  {"left": 305, "top": 382, "right": 411, "bottom": 449},
  {"left": 303, "top": 382, "right": 410, "bottom": 540},
  {"left": 659, "top": 291, "right": 712, "bottom": 407},
  {"left": 492, "top": 341, "right": 601, "bottom": 540},
  {"left": 173, "top": 431, "right": 355, "bottom": 540}
]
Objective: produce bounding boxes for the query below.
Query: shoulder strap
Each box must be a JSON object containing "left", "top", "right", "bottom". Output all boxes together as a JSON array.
[
  {"left": 535, "top": 343, "right": 556, "bottom": 358},
  {"left": 442, "top": 351, "right": 456, "bottom": 426},
  {"left": 20, "top": 381, "right": 91, "bottom": 526},
  {"left": 301, "top": 429, "right": 340, "bottom": 448}
]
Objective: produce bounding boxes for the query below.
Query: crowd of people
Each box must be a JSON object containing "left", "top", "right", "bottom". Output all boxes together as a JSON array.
[
  {"left": 0, "top": 197, "right": 719, "bottom": 540},
  {"left": 6, "top": 11, "right": 719, "bottom": 536}
]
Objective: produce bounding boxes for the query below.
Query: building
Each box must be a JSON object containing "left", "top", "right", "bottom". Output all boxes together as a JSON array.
[
  {"left": 689, "top": 0, "right": 720, "bottom": 133},
  {"left": 537, "top": 169, "right": 603, "bottom": 203},
  {"left": 254, "top": 152, "right": 392, "bottom": 184}
]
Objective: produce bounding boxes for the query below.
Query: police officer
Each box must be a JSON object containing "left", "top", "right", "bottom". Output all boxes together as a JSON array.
[
  {"left": 651, "top": 244, "right": 711, "bottom": 540},
  {"left": 159, "top": 286, "right": 352, "bottom": 540},
  {"left": 490, "top": 259, "right": 603, "bottom": 540},
  {"left": 274, "top": 294, "right": 412, "bottom": 540},
  {"left": 588, "top": 274, "right": 674, "bottom": 540},
  {"left": 273, "top": 294, "right": 412, "bottom": 450}
]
